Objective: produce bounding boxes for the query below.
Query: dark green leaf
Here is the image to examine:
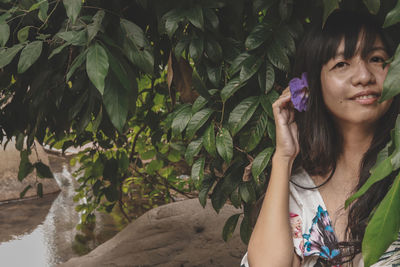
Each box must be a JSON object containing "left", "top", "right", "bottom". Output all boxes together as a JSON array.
[
  {"left": 103, "top": 74, "right": 129, "bottom": 132},
  {"left": 87, "top": 10, "right": 105, "bottom": 44},
  {"left": 222, "top": 214, "right": 240, "bottom": 241},
  {"left": 240, "top": 183, "right": 256, "bottom": 203},
  {"left": 192, "top": 95, "right": 208, "bottom": 113},
  {"left": 146, "top": 159, "right": 164, "bottom": 174},
  {"left": 363, "top": 0, "right": 380, "bottom": 15},
  {"left": 17, "top": 26, "right": 30, "bottom": 43},
  {"left": 38, "top": 0, "right": 49, "bottom": 22},
  {"left": 192, "top": 70, "right": 211, "bottom": 99},
  {"left": 163, "top": 9, "right": 182, "bottom": 37},
  {"left": 228, "top": 96, "right": 259, "bottom": 136},
  {"left": 221, "top": 77, "right": 246, "bottom": 102},
  {"left": 20, "top": 185, "right": 32, "bottom": 198},
  {"left": 240, "top": 55, "right": 263, "bottom": 83},
  {"left": 186, "top": 7, "right": 204, "bottom": 30},
  {"left": 37, "top": 183, "right": 43, "bottom": 198},
  {"left": 186, "top": 108, "right": 213, "bottom": 139},
  {"left": 185, "top": 138, "right": 203, "bottom": 165},
  {"left": 120, "top": 18, "right": 150, "bottom": 49},
  {"left": 246, "top": 109, "right": 269, "bottom": 152},
  {"left": 362, "top": 173, "right": 400, "bottom": 267},
  {"left": 18, "top": 41, "right": 42, "bottom": 73},
  {"left": 261, "top": 90, "right": 279, "bottom": 119},
  {"left": 245, "top": 21, "right": 273, "bottom": 51},
  {"left": 86, "top": 43, "right": 109, "bottom": 95},
  {"left": 383, "top": 0, "right": 400, "bottom": 28},
  {"left": 266, "top": 118, "right": 276, "bottom": 143},
  {"left": 66, "top": 49, "right": 87, "bottom": 81},
  {"left": 264, "top": 61, "right": 275, "bottom": 93},
  {"left": 171, "top": 105, "right": 192, "bottom": 137},
  {"left": 240, "top": 215, "right": 252, "bottom": 244},
  {"left": 205, "top": 39, "right": 222, "bottom": 63},
  {"left": 230, "top": 189, "right": 242, "bottom": 208},
  {"left": 18, "top": 150, "right": 34, "bottom": 181},
  {"left": 199, "top": 174, "right": 215, "bottom": 207},
  {"left": 189, "top": 37, "right": 203, "bottom": 62},
  {"left": 203, "top": 122, "right": 217, "bottom": 157},
  {"left": 0, "top": 23, "right": 9, "bottom": 46},
  {"left": 48, "top": 42, "right": 69, "bottom": 59},
  {"left": 345, "top": 156, "right": 393, "bottom": 208},
  {"left": 267, "top": 41, "right": 290, "bottom": 71},
  {"left": 381, "top": 45, "right": 400, "bottom": 102},
  {"left": 216, "top": 127, "right": 233, "bottom": 163},
  {"left": 207, "top": 65, "right": 221, "bottom": 87},
  {"left": 34, "top": 162, "right": 54, "bottom": 178},
  {"left": 56, "top": 30, "right": 87, "bottom": 46},
  {"left": 322, "top": 0, "right": 339, "bottom": 26},
  {"left": 191, "top": 156, "right": 205, "bottom": 181},
  {"left": 252, "top": 147, "right": 274, "bottom": 179},
  {"left": 63, "top": 0, "right": 82, "bottom": 24},
  {"left": 204, "top": 9, "right": 219, "bottom": 30},
  {"left": 274, "top": 29, "right": 295, "bottom": 56},
  {"left": 228, "top": 52, "right": 250, "bottom": 77}
]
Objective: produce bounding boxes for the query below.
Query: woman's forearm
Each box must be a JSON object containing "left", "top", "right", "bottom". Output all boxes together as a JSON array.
[{"left": 247, "top": 155, "right": 295, "bottom": 267}]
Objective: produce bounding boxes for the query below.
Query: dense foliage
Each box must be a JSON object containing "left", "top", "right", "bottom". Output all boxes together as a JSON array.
[{"left": 0, "top": 0, "right": 399, "bottom": 265}]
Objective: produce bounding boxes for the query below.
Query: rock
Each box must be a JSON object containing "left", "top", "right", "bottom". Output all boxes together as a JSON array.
[
  {"left": 59, "top": 199, "right": 247, "bottom": 267},
  {"left": 0, "top": 139, "right": 60, "bottom": 202}
]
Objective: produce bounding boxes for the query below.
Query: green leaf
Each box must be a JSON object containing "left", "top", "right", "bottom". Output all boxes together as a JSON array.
[
  {"left": 216, "top": 127, "right": 233, "bottom": 164},
  {"left": 203, "top": 122, "right": 217, "bottom": 157},
  {"left": 186, "top": 7, "right": 204, "bottom": 30},
  {"left": 120, "top": 18, "right": 150, "bottom": 49},
  {"left": 266, "top": 41, "right": 290, "bottom": 71},
  {"left": 103, "top": 73, "right": 129, "bottom": 132},
  {"left": 264, "top": 61, "right": 275, "bottom": 93},
  {"left": 192, "top": 95, "right": 208, "bottom": 113},
  {"left": 63, "top": 0, "right": 82, "bottom": 24},
  {"left": 252, "top": 147, "right": 274, "bottom": 179},
  {"left": 240, "top": 55, "right": 263, "bottom": 83},
  {"left": 246, "top": 109, "right": 269, "bottom": 152},
  {"left": 18, "top": 41, "right": 42, "bottom": 73},
  {"left": 18, "top": 150, "right": 34, "bottom": 181},
  {"left": 87, "top": 10, "right": 105, "bottom": 44},
  {"left": 267, "top": 119, "right": 276, "bottom": 143},
  {"left": 199, "top": 174, "right": 215, "bottom": 207},
  {"left": 185, "top": 138, "right": 202, "bottom": 165},
  {"left": 363, "top": 0, "right": 380, "bottom": 15},
  {"left": 230, "top": 189, "right": 242, "bottom": 208},
  {"left": 37, "top": 183, "right": 43, "bottom": 198},
  {"left": 322, "top": 0, "right": 339, "bottom": 26},
  {"left": 121, "top": 35, "right": 154, "bottom": 75},
  {"left": 228, "top": 52, "right": 250, "bottom": 77},
  {"left": 163, "top": 9, "right": 182, "bottom": 37},
  {"left": 245, "top": 21, "right": 273, "bottom": 50},
  {"left": 228, "top": 96, "right": 259, "bottom": 136},
  {"left": 383, "top": 0, "right": 400, "bottom": 28},
  {"left": 189, "top": 37, "right": 203, "bottom": 62},
  {"left": 56, "top": 30, "right": 87, "bottom": 46},
  {"left": 261, "top": 90, "right": 279, "bottom": 118},
  {"left": 204, "top": 9, "right": 219, "bottom": 30},
  {"left": 86, "top": 43, "right": 109, "bottom": 95},
  {"left": 192, "top": 70, "right": 211, "bottom": 99},
  {"left": 274, "top": 29, "right": 296, "bottom": 56},
  {"left": 362, "top": 173, "right": 400, "bottom": 267},
  {"left": 345, "top": 156, "right": 393, "bottom": 208},
  {"left": 205, "top": 39, "right": 222, "bottom": 63},
  {"left": 38, "top": 0, "right": 49, "bottom": 22},
  {"left": 34, "top": 162, "right": 54, "bottom": 178},
  {"left": 15, "top": 132, "right": 24, "bottom": 151},
  {"left": 20, "top": 185, "right": 32, "bottom": 198},
  {"left": 66, "top": 49, "right": 87, "bottom": 81},
  {"left": 191, "top": 156, "right": 205, "bottom": 181},
  {"left": 207, "top": 65, "right": 222, "bottom": 87},
  {"left": 186, "top": 108, "right": 213, "bottom": 139},
  {"left": 0, "top": 44, "right": 24, "bottom": 68},
  {"left": 222, "top": 214, "right": 240, "bottom": 241},
  {"left": 167, "top": 149, "right": 181, "bottom": 163},
  {"left": 0, "top": 23, "right": 10, "bottom": 46},
  {"left": 220, "top": 77, "right": 246, "bottom": 102},
  {"left": 171, "top": 105, "right": 192, "bottom": 137},
  {"left": 17, "top": 26, "right": 30, "bottom": 43},
  {"left": 380, "top": 45, "right": 400, "bottom": 102},
  {"left": 146, "top": 159, "right": 164, "bottom": 174},
  {"left": 240, "top": 215, "right": 252, "bottom": 244},
  {"left": 240, "top": 183, "right": 256, "bottom": 203},
  {"left": 48, "top": 42, "right": 69, "bottom": 59}
]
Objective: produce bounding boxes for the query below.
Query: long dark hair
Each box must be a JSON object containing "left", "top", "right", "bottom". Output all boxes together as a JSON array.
[{"left": 293, "top": 10, "right": 400, "bottom": 264}]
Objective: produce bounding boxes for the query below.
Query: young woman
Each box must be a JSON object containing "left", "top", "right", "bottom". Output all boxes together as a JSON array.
[{"left": 241, "top": 10, "right": 400, "bottom": 267}]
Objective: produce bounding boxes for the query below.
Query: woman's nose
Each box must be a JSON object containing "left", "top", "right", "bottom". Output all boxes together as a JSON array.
[{"left": 351, "top": 60, "right": 376, "bottom": 86}]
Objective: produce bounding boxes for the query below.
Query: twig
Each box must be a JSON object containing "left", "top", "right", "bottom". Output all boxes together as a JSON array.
[{"left": 129, "top": 125, "right": 146, "bottom": 162}]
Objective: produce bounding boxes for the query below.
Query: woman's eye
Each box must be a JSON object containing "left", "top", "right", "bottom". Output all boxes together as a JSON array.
[
  {"left": 370, "top": 56, "right": 385, "bottom": 63},
  {"left": 334, "top": 62, "right": 348, "bottom": 69}
]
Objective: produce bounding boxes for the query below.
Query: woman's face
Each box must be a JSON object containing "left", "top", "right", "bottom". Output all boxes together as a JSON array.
[{"left": 320, "top": 35, "right": 392, "bottom": 127}]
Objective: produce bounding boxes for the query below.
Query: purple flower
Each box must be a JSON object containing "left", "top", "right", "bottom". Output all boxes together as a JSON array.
[{"left": 289, "top": 72, "right": 309, "bottom": 112}]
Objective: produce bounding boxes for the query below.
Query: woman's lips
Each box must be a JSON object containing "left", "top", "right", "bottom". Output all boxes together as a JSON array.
[{"left": 352, "top": 94, "right": 379, "bottom": 105}]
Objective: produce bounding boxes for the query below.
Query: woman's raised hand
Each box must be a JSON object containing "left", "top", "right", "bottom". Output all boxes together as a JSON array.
[{"left": 272, "top": 87, "right": 300, "bottom": 161}]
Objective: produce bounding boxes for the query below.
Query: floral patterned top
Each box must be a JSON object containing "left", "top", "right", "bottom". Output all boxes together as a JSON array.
[{"left": 240, "top": 168, "right": 400, "bottom": 267}]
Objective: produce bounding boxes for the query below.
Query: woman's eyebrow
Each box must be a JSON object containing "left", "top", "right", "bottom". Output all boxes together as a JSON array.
[{"left": 368, "top": 46, "right": 388, "bottom": 53}]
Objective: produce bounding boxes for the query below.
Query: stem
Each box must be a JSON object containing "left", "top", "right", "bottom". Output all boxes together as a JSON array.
[
  {"left": 129, "top": 125, "right": 146, "bottom": 162},
  {"left": 118, "top": 199, "right": 131, "bottom": 223},
  {"left": 39, "top": 0, "right": 61, "bottom": 32}
]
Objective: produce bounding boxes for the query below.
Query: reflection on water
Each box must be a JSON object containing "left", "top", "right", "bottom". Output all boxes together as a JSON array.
[{"left": 0, "top": 153, "right": 122, "bottom": 267}]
